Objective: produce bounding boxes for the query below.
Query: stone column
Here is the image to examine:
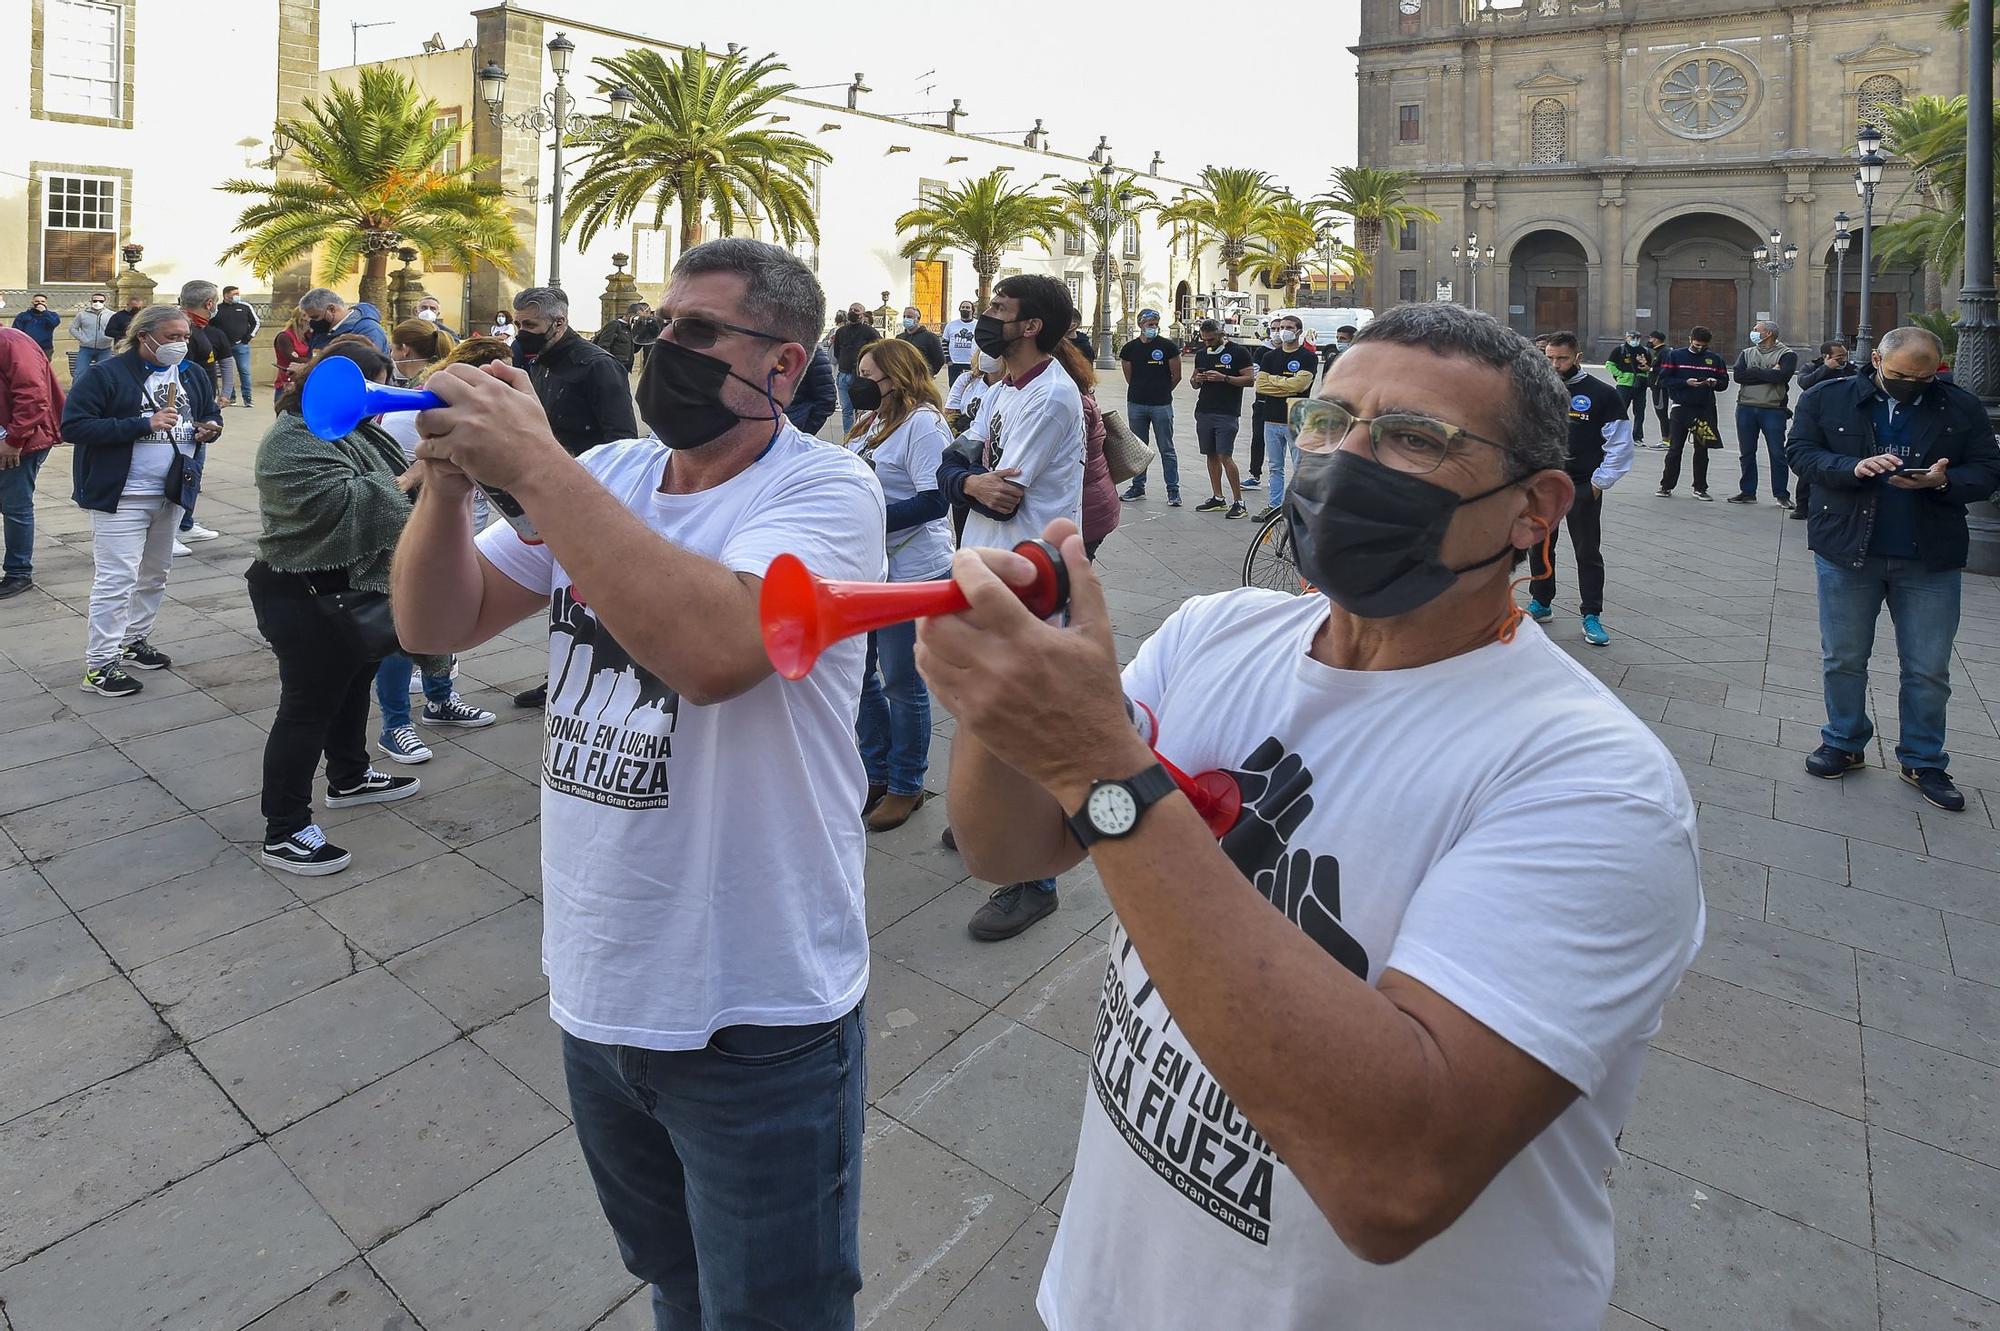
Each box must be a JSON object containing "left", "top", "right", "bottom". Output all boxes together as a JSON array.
[
  {"left": 600, "top": 254, "right": 640, "bottom": 328},
  {"left": 1783, "top": 172, "right": 1814, "bottom": 337},
  {"left": 1428, "top": 64, "right": 1445, "bottom": 167},
  {"left": 1787, "top": 11, "right": 1812, "bottom": 154},
  {"left": 1597, "top": 183, "right": 1627, "bottom": 343},
  {"left": 471, "top": 5, "right": 545, "bottom": 323},
  {"left": 269, "top": 0, "right": 320, "bottom": 325},
  {"left": 1444, "top": 62, "right": 1466, "bottom": 168},
  {"left": 1476, "top": 40, "right": 1496, "bottom": 166},
  {"left": 1602, "top": 34, "right": 1624, "bottom": 160},
  {"left": 113, "top": 256, "right": 157, "bottom": 311}
]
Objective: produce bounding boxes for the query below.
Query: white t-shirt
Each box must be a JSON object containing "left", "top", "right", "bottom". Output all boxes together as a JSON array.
[
  {"left": 853, "top": 407, "right": 955, "bottom": 582},
  {"left": 127, "top": 364, "right": 197, "bottom": 497},
  {"left": 1040, "top": 589, "right": 1704, "bottom": 1331},
  {"left": 477, "top": 424, "right": 887, "bottom": 1050},
  {"left": 945, "top": 369, "right": 1001, "bottom": 418},
  {"left": 942, "top": 318, "right": 978, "bottom": 365},
  {"left": 961, "top": 357, "right": 1084, "bottom": 551}
]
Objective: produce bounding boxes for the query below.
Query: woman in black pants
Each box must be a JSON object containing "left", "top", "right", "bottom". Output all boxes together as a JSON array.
[{"left": 247, "top": 337, "right": 423, "bottom": 875}]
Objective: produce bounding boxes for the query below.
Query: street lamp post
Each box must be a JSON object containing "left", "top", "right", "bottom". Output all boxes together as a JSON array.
[
  {"left": 479, "top": 33, "right": 634, "bottom": 290},
  {"left": 1750, "top": 227, "right": 1799, "bottom": 318},
  {"left": 1313, "top": 222, "right": 1342, "bottom": 307},
  {"left": 1957, "top": 0, "right": 1998, "bottom": 411},
  {"left": 1450, "top": 234, "right": 1494, "bottom": 313},
  {"left": 1830, "top": 212, "right": 1851, "bottom": 345},
  {"left": 1853, "top": 125, "right": 1887, "bottom": 360},
  {"left": 1092, "top": 160, "right": 1134, "bottom": 369}
]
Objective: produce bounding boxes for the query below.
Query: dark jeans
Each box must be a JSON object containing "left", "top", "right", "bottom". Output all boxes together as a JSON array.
[
  {"left": 1649, "top": 381, "right": 1670, "bottom": 438},
  {"left": 1814, "top": 554, "right": 1959, "bottom": 770},
  {"left": 0, "top": 447, "right": 49, "bottom": 578},
  {"left": 247, "top": 566, "right": 381, "bottom": 842},
  {"left": 1617, "top": 384, "right": 1649, "bottom": 441},
  {"left": 1660, "top": 402, "right": 1713, "bottom": 492},
  {"left": 375, "top": 652, "right": 456, "bottom": 735},
  {"left": 564, "top": 1005, "right": 866, "bottom": 1331},
  {"left": 1529, "top": 483, "right": 1605, "bottom": 615},
  {"left": 178, "top": 440, "right": 207, "bottom": 531},
  {"left": 1735, "top": 404, "right": 1791, "bottom": 499}
]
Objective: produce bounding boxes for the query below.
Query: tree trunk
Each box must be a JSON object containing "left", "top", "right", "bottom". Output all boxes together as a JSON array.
[
  {"left": 359, "top": 249, "right": 392, "bottom": 311},
  {"left": 976, "top": 260, "right": 996, "bottom": 306}
]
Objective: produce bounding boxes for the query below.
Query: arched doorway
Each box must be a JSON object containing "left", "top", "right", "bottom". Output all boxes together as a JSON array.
[
  {"left": 1174, "top": 280, "right": 1192, "bottom": 324},
  {"left": 1506, "top": 230, "right": 1590, "bottom": 345},
  {"left": 1820, "top": 234, "right": 1920, "bottom": 347},
  {"left": 1635, "top": 214, "right": 1763, "bottom": 358}
]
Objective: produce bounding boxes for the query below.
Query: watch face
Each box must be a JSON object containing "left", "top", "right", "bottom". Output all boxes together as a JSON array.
[{"left": 1087, "top": 783, "right": 1141, "bottom": 837}]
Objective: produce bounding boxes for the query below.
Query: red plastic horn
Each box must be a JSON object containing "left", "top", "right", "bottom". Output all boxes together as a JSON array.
[
  {"left": 762, "top": 539, "right": 1069, "bottom": 680},
  {"left": 1157, "top": 754, "right": 1244, "bottom": 839}
]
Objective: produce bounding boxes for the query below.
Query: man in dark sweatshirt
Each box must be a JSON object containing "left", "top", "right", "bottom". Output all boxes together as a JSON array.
[{"left": 1654, "top": 325, "right": 1729, "bottom": 499}]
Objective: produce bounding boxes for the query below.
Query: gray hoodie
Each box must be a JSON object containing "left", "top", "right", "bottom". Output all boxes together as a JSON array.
[{"left": 69, "top": 303, "right": 115, "bottom": 350}]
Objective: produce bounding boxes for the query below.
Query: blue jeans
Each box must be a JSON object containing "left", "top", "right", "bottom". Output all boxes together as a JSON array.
[
  {"left": 563, "top": 1006, "right": 865, "bottom": 1331},
  {"left": 73, "top": 345, "right": 111, "bottom": 384},
  {"left": 178, "top": 441, "right": 206, "bottom": 531},
  {"left": 836, "top": 371, "right": 857, "bottom": 434},
  {"left": 1122, "top": 402, "right": 1179, "bottom": 499},
  {"left": 374, "top": 652, "right": 454, "bottom": 736},
  {"left": 230, "top": 343, "right": 255, "bottom": 404},
  {"left": 1814, "top": 554, "right": 1959, "bottom": 770},
  {"left": 0, "top": 447, "right": 49, "bottom": 578},
  {"left": 1735, "top": 404, "right": 1791, "bottom": 499},
  {"left": 856, "top": 621, "right": 929, "bottom": 796},
  {"left": 1263, "top": 422, "right": 1293, "bottom": 506}
]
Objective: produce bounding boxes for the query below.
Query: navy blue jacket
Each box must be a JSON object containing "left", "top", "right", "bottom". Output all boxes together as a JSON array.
[
  {"left": 1654, "top": 345, "right": 1730, "bottom": 407},
  {"left": 1784, "top": 374, "right": 2000, "bottom": 571},
  {"left": 936, "top": 440, "right": 1016, "bottom": 523},
  {"left": 61, "top": 349, "right": 222, "bottom": 513},
  {"left": 785, "top": 345, "right": 837, "bottom": 436},
  {"left": 10, "top": 308, "right": 60, "bottom": 355}
]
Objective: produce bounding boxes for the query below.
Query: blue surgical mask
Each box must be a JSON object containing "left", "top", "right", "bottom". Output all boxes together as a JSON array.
[
  {"left": 1749, "top": 330, "right": 1764, "bottom": 345},
  {"left": 902, "top": 316, "right": 918, "bottom": 331},
  {"left": 1140, "top": 325, "right": 1158, "bottom": 340}
]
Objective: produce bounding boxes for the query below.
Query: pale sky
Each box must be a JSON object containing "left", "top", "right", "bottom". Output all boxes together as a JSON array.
[{"left": 317, "top": 0, "right": 1361, "bottom": 198}]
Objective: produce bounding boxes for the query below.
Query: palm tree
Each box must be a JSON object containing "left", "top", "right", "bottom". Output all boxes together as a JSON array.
[
  {"left": 1056, "top": 172, "right": 1158, "bottom": 338},
  {"left": 562, "top": 46, "right": 829, "bottom": 254},
  {"left": 1240, "top": 199, "right": 1327, "bottom": 306},
  {"left": 895, "top": 169, "right": 1069, "bottom": 306},
  {"left": 1943, "top": 1, "right": 2000, "bottom": 59},
  {"left": 1156, "top": 167, "right": 1284, "bottom": 290},
  {"left": 1876, "top": 95, "right": 2000, "bottom": 301},
  {"left": 219, "top": 66, "right": 520, "bottom": 308},
  {"left": 1316, "top": 166, "right": 1440, "bottom": 278}
]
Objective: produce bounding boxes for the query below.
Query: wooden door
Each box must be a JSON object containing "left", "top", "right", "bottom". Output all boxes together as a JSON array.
[
  {"left": 1841, "top": 292, "right": 1900, "bottom": 342},
  {"left": 911, "top": 260, "right": 946, "bottom": 329},
  {"left": 1670, "top": 279, "right": 1739, "bottom": 355},
  {"left": 1534, "top": 286, "right": 1579, "bottom": 335}
]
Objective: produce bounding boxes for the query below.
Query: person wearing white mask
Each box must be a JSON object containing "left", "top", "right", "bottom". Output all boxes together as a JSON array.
[
  {"left": 59, "top": 305, "right": 222, "bottom": 697},
  {"left": 1250, "top": 314, "right": 1318, "bottom": 518},
  {"left": 1117, "top": 309, "right": 1183, "bottom": 506},
  {"left": 415, "top": 295, "right": 460, "bottom": 339},
  {"left": 69, "top": 292, "right": 117, "bottom": 384},
  {"left": 1729, "top": 319, "right": 1799, "bottom": 507},
  {"left": 896, "top": 305, "right": 946, "bottom": 377}
]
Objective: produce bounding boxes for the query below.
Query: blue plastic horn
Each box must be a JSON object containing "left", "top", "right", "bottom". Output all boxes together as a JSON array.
[{"left": 302, "top": 355, "right": 445, "bottom": 441}]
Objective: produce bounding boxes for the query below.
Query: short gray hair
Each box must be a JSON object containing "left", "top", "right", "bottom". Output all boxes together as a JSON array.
[
  {"left": 299, "top": 288, "right": 344, "bottom": 315},
  {"left": 120, "top": 304, "right": 188, "bottom": 353},
  {"left": 1878, "top": 326, "right": 1944, "bottom": 361},
  {"left": 177, "top": 280, "right": 218, "bottom": 312},
  {"left": 672, "top": 238, "right": 825, "bottom": 349},
  {"left": 514, "top": 286, "right": 569, "bottom": 320},
  {"left": 1351, "top": 304, "right": 1567, "bottom": 475}
]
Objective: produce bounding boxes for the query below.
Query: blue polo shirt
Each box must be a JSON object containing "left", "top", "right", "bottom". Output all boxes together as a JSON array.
[{"left": 1867, "top": 385, "right": 1924, "bottom": 559}]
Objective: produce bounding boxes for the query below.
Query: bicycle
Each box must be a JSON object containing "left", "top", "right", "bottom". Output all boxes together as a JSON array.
[{"left": 1241, "top": 506, "right": 1308, "bottom": 593}]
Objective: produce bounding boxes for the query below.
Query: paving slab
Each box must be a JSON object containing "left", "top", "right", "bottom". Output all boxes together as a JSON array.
[
  {"left": 0, "top": 862, "right": 63, "bottom": 936},
  {"left": 863, "top": 951, "right": 989, "bottom": 1100},
  {"left": 1875, "top": 1256, "right": 2000, "bottom": 1331},
  {"left": 78, "top": 853, "right": 298, "bottom": 970},
  {"left": 0, "top": 975, "right": 173, "bottom": 1122},
  {"left": 1870, "top": 1127, "right": 2000, "bottom": 1304},
  {"left": 129, "top": 906, "right": 363, "bottom": 1041},
  {"left": 312, "top": 852, "right": 523, "bottom": 962},
  {"left": 1762, "top": 869, "right": 1952, "bottom": 972},
  {"left": 0, "top": 912, "right": 115, "bottom": 1018},
  {"left": 1857, "top": 951, "right": 2000, "bottom": 1068},
  {"left": 1686, "top": 909, "right": 1860, "bottom": 1020},
  {"left": 385, "top": 897, "right": 549, "bottom": 1030}
]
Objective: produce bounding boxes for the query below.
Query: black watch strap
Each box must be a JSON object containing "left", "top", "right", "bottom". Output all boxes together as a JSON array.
[{"left": 1066, "top": 763, "right": 1179, "bottom": 848}]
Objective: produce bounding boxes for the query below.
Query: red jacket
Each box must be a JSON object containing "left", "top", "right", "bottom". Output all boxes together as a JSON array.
[{"left": 0, "top": 326, "right": 63, "bottom": 453}]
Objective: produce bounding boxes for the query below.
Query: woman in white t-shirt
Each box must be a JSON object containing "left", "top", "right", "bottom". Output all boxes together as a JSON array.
[
  {"left": 845, "top": 339, "right": 956, "bottom": 832},
  {"left": 487, "top": 311, "right": 515, "bottom": 345}
]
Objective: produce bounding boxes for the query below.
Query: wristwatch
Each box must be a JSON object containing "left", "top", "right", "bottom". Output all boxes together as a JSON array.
[{"left": 1066, "top": 764, "right": 1179, "bottom": 848}]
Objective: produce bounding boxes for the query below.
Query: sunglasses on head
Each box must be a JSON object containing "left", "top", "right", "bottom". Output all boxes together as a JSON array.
[{"left": 664, "top": 315, "right": 785, "bottom": 350}]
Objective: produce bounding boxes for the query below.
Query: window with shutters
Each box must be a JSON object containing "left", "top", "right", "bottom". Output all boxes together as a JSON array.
[
  {"left": 1064, "top": 274, "right": 1085, "bottom": 311},
  {"left": 41, "top": 173, "right": 118, "bottom": 284},
  {"left": 1529, "top": 98, "right": 1568, "bottom": 164},
  {"left": 1122, "top": 218, "right": 1140, "bottom": 258},
  {"left": 38, "top": 0, "right": 125, "bottom": 124},
  {"left": 1398, "top": 104, "right": 1422, "bottom": 143},
  {"left": 1856, "top": 74, "right": 1905, "bottom": 130},
  {"left": 433, "top": 111, "right": 462, "bottom": 173},
  {"left": 1398, "top": 269, "right": 1419, "bottom": 304},
  {"left": 1123, "top": 277, "right": 1139, "bottom": 311},
  {"left": 1064, "top": 227, "right": 1086, "bottom": 256},
  {"left": 1398, "top": 220, "right": 1420, "bottom": 251}
]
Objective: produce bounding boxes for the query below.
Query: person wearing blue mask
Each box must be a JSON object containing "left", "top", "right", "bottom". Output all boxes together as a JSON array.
[
  {"left": 1118, "top": 309, "right": 1183, "bottom": 506},
  {"left": 897, "top": 306, "right": 946, "bottom": 377}
]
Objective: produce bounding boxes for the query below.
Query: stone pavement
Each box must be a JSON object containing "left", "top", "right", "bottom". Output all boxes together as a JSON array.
[{"left": 3, "top": 380, "right": 2000, "bottom": 1331}]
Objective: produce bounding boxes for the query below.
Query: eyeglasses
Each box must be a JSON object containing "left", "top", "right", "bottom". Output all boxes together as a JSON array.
[
  {"left": 1289, "top": 397, "right": 1513, "bottom": 475},
  {"left": 663, "top": 315, "right": 785, "bottom": 350}
]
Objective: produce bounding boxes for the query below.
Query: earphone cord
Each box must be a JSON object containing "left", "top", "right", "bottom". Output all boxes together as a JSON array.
[{"left": 1493, "top": 515, "right": 1555, "bottom": 646}]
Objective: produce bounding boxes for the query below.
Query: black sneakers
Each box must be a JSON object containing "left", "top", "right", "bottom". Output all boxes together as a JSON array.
[
  {"left": 513, "top": 683, "right": 548, "bottom": 708},
  {"left": 1692, "top": 489, "right": 1713, "bottom": 502},
  {"left": 261, "top": 823, "right": 352, "bottom": 876},
  {"left": 1194, "top": 497, "right": 1227, "bottom": 513},
  {"left": 1251, "top": 506, "right": 1279, "bottom": 523},
  {"left": 121, "top": 638, "right": 172, "bottom": 670},
  {"left": 1726, "top": 493, "right": 1757, "bottom": 504},
  {"left": 1901, "top": 765, "right": 1966, "bottom": 812},
  {"left": 967, "top": 882, "right": 1060, "bottom": 941},
  {"left": 80, "top": 663, "right": 142, "bottom": 697},
  {"left": 0, "top": 575, "right": 32, "bottom": 601},
  {"left": 1225, "top": 502, "right": 1247, "bottom": 520},
  {"left": 1805, "top": 744, "right": 1866, "bottom": 779},
  {"left": 325, "top": 769, "right": 422, "bottom": 808}
]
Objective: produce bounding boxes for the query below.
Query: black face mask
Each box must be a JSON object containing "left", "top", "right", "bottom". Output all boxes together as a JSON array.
[
  {"left": 848, "top": 375, "right": 883, "bottom": 412},
  {"left": 1558, "top": 364, "right": 1581, "bottom": 381},
  {"left": 1284, "top": 449, "right": 1521, "bottom": 619},
  {"left": 637, "top": 336, "right": 780, "bottom": 451},
  {"left": 513, "top": 328, "right": 549, "bottom": 357},
  {"left": 973, "top": 314, "right": 1018, "bottom": 359},
  {"left": 309, "top": 317, "right": 333, "bottom": 335},
  {"left": 1880, "top": 372, "right": 1932, "bottom": 405}
]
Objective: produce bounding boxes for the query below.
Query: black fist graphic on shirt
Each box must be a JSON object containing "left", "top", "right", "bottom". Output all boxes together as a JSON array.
[{"left": 1221, "top": 736, "right": 1370, "bottom": 980}]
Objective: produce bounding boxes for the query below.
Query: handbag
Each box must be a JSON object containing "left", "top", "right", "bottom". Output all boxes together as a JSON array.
[
  {"left": 300, "top": 575, "right": 403, "bottom": 660},
  {"left": 1101, "top": 408, "right": 1155, "bottom": 485}
]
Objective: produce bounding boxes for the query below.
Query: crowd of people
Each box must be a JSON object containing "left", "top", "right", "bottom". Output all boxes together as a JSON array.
[{"left": 3, "top": 232, "right": 1999, "bottom": 1329}]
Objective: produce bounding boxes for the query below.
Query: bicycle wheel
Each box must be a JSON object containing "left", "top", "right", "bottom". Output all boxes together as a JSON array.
[{"left": 1242, "top": 508, "right": 1305, "bottom": 593}]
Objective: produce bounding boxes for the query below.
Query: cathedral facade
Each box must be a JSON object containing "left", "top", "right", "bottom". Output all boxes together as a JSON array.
[{"left": 1353, "top": 0, "right": 1965, "bottom": 356}]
